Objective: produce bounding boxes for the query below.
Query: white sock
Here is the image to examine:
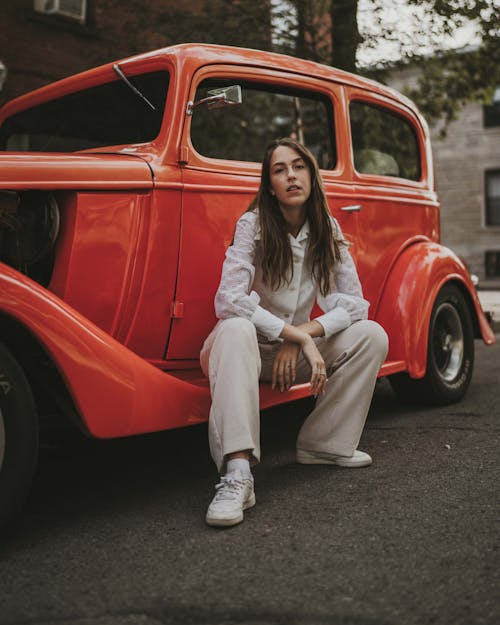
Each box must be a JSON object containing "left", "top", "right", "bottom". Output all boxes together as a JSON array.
[{"left": 226, "top": 458, "right": 251, "bottom": 477}]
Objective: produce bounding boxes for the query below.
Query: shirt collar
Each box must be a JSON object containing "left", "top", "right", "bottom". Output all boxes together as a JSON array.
[{"left": 253, "top": 218, "right": 310, "bottom": 244}]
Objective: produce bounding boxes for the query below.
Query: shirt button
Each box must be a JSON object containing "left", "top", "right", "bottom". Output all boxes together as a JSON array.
[{"left": 284, "top": 313, "right": 290, "bottom": 318}]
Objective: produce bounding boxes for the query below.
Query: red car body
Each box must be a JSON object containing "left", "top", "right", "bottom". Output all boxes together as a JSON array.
[{"left": 0, "top": 44, "right": 494, "bottom": 522}]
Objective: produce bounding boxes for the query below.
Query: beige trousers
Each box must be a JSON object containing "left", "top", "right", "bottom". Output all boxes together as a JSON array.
[{"left": 200, "top": 318, "right": 388, "bottom": 473}]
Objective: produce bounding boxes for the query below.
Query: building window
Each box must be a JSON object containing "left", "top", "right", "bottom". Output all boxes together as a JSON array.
[
  {"left": 484, "top": 87, "right": 500, "bottom": 128},
  {"left": 34, "top": 0, "right": 87, "bottom": 23},
  {"left": 485, "top": 170, "right": 500, "bottom": 226},
  {"left": 485, "top": 251, "right": 500, "bottom": 278}
]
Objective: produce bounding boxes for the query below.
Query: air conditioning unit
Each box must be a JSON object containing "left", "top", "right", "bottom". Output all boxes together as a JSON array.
[{"left": 34, "top": 0, "right": 87, "bottom": 23}]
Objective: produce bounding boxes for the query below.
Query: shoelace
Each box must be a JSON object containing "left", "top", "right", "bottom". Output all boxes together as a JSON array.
[{"left": 213, "top": 474, "right": 249, "bottom": 501}]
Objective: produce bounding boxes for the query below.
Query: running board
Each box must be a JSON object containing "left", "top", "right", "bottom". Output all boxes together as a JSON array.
[{"left": 169, "top": 360, "right": 408, "bottom": 411}]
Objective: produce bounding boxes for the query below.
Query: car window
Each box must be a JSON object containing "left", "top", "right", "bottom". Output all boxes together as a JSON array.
[
  {"left": 190, "top": 78, "right": 336, "bottom": 170},
  {"left": 350, "top": 100, "right": 421, "bottom": 181},
  {"left": 0, "top": 70, "right": 169, "bottom": 152}
]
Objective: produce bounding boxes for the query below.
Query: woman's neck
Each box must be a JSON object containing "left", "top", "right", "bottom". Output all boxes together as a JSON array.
[{"left": 281, "top": 205, "right": 306, "bottom": 238}]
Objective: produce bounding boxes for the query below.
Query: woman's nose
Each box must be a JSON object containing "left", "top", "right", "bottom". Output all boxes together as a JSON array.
[{"left": 287, "top": 167, "right": 296, "bottom": 179}]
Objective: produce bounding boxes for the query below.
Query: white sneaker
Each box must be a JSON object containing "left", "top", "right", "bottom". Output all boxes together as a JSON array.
[
  {"left": 296, "top": 448, "right": 372, "bottom": 467},
  {"left": 205, "top": 470, "right": 256, "bottom": 527}
]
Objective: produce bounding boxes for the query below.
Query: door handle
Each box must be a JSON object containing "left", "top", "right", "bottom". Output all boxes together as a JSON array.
[{"left": 340, "top": 204, "right": 362, "bottom": 212}]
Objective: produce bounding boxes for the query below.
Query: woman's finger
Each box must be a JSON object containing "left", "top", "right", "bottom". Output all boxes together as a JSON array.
[
  {"left": 310, "top": 361, "right": 327, "bottom": 396},
  {"left": 273, "top": 342, "right": 300, "bottom": 391},
  {"left": 277, "top": 358, "right": 286, "bottom": 392},
  {"left": 317, "top": 370, "right": 327, "bottom": 396},
  {"left": 284, "top": 359, "right": 291, "bottom": 389},
  {"left": 285, "top": 353, "right": 297, "bottom": 389},
  {"left": 290, "top": 357, "right": 297, "bottom": 386}
]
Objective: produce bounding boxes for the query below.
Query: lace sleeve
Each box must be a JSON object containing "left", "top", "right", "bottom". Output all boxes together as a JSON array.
[{"left": 214, "top": 211, "right": 261, "bottom": 320}]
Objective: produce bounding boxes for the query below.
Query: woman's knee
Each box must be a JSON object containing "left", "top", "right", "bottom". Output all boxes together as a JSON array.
[
  {"left": 358, "top": 320, "right": 389, "bottom": 358},
  {"left": 209, "top": 317, "right": 261, "bottom": 378},
  {"left": 216, "top": 317, "right": 258, "bottom": 348}
]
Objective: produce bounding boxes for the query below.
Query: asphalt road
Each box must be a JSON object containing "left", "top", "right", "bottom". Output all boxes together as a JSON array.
[{"left": 1, "top": 339, "right": 499, "bottom": 625}]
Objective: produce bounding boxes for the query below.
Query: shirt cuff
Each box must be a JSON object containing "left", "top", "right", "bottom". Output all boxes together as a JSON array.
[
  {"left": 315, "top": 307, "right": 351, "bottom": 338},
  {"left": 250, "top": 305, "right": 285, "bottom": 341}
]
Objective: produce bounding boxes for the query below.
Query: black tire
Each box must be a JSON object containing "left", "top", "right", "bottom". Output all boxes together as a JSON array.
[
  {"left": 0, "top": 342, "right": 38, "bottom": 529},
  {"left": 389, "top": 284, "right": 474, "bottom": 405}
]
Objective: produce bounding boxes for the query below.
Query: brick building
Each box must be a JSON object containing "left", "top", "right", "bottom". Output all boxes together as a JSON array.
[{"left": 389, "top": 65, "right": 500, "bottom": 284}]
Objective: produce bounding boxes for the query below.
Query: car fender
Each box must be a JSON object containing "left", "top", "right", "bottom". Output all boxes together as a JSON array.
[
  {"left": 0, "top": 263, "right": 211, "bottom": 438},
  {"left": 374, "top": 241, "right": 495, "bottom": 379}
]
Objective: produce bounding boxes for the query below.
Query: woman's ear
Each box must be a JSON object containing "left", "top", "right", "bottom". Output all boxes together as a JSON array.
[{"left": 269, "top": 188, "right": 275, "bottom": 196}]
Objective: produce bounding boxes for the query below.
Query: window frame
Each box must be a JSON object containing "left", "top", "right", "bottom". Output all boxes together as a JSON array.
[
  {"left": 0, "top": 57, "right": 173, "bottom": 155},
  {"left": 485, "top": 169, "right": 500, "bottom": 228},
  {"left": 181, "top": 65, "right": 343, "bottom": 178},
  {"left": 345, "top": 87, "right": 428, "bottom": 189}
]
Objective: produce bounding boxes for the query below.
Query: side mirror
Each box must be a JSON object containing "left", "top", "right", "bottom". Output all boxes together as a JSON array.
[{"left": 186, "top": 85, "right": 242, "bottom": 116}]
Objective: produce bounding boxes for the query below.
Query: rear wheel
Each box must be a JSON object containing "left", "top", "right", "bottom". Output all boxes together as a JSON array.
[
  {"left": 0, "top": 342, "right": 38, "bottom": 528},
  {"left": 390, "top": 285, "right": 474, "bottom": 405}
]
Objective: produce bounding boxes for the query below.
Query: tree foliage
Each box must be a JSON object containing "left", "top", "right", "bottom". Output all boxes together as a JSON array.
[
  {"left": 132, "top": 0, "right": 272, "bottom": 52},
  {"left": 274, "top": 0, "right": 499, "bottom": 125},
  {"left": 401, "top": 1, "right": 500, "bottom": 126}
]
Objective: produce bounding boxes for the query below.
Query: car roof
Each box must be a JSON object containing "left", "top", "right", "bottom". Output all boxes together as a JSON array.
[{"left": 0, "top": 43, "right": 419, "bottom": 121}]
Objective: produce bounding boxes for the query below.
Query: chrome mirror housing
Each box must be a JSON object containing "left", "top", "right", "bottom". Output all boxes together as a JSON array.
[{"left": 186, "top": 85, "right": 242, "bottom": 116}]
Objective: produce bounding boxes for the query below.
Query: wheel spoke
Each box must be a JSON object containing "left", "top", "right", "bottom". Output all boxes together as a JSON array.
[{"left": 432, "top": 303, "right": 464, "bottom": 382}]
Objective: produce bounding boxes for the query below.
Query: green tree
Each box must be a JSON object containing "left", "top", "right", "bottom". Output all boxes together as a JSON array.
[
  {"left": 135, "top": 0, "right": 272, "bottom": 52},
  {"left": 402, "top": 0, "right": 500, "bottom": 126}
]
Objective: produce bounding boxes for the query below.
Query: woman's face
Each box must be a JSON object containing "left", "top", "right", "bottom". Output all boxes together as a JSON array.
[{"left": 269, "top": 145, "right": 312, "bottom": 213}]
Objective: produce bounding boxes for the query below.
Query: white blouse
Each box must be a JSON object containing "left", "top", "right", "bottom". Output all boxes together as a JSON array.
[{"left": 214, "top": 210, "right": 369, "bottom": 342}]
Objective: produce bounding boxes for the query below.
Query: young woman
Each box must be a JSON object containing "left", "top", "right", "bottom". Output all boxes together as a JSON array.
[{"left": 200, "top": 138, "right": 388, "bottom": 527}]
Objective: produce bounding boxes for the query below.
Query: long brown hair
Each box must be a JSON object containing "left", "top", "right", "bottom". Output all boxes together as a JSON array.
[{"left": 247, "top": 137, "right": 344, "bottom": 297}]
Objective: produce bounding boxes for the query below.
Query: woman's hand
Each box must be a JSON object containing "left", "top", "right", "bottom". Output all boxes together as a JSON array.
[
  {"left": 301, "top": 335, "right": 328, "bottom": 396},
  {"left": 272, "top": 341, "right": 301, "bottom": 392},
  {"left": 277, "top": 322, "right": 328, "bottom": 396}
]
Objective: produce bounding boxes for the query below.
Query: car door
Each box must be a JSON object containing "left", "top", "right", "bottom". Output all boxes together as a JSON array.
[
  {"left": 166, "top": 65, "right": 357, "bottom": 362},
  {"left": 345, "top": 87, "right": 440, "bottom": 316}
]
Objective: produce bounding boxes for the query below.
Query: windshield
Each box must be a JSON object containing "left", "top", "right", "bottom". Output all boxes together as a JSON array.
[{"left": 0, "top": 70, "right": 169, "bottom": 152}]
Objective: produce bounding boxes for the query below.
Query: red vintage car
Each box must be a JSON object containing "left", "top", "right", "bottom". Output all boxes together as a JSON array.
[{"left": 0, "top": 44, "right": 495, "bottom": 526}]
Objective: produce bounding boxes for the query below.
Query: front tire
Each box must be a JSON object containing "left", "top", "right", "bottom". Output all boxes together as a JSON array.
[
  {"left": 0, "top": 342, "right": 38, "bottom": 528},
  {"left": 390, "top": 285, "right": 474, "bottom": 405}
]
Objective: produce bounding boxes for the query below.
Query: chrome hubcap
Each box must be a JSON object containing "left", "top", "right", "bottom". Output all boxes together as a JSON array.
[{"left": 432, "top": 303, "right": 464, "bottom": 382}]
